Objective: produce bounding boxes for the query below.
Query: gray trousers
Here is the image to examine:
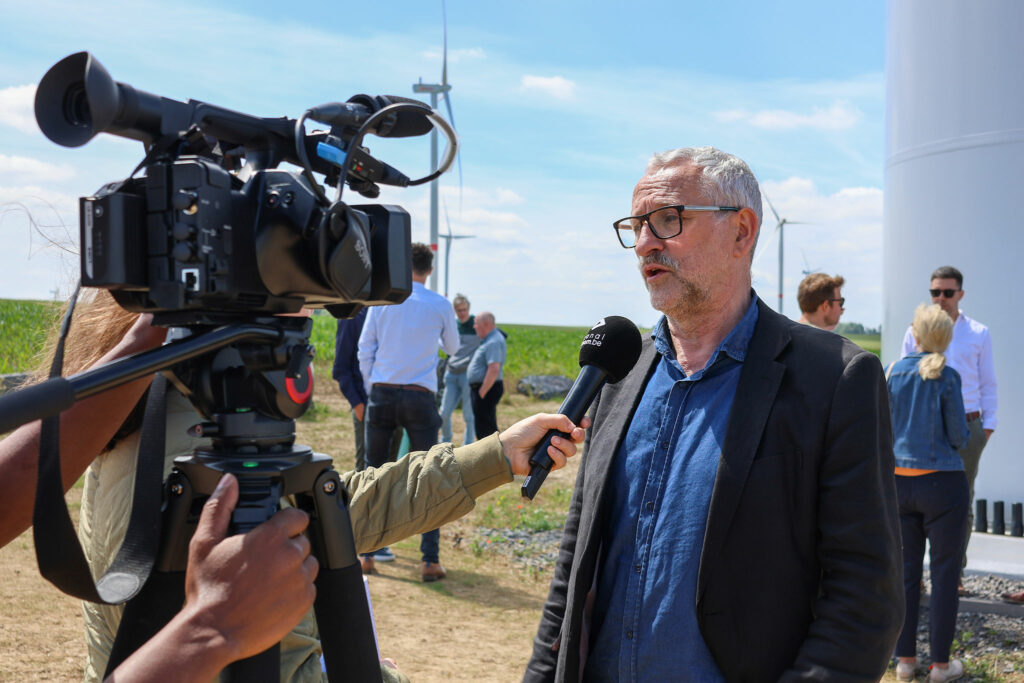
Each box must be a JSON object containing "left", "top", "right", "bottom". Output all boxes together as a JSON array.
[{"left": 959, "top": 416, "right": 988, "bottom": 571}]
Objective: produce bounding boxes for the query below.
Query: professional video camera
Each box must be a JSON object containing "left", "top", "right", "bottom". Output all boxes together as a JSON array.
[
  {"left": 35, "top": 51, "right": 457, "bottom": 324},
  {"left": 1, "top": 52, "right": 460, "bottom": 682}
]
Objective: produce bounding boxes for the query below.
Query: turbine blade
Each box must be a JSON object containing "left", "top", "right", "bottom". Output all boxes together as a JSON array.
[
  {"left": 764, "top": 193, "right": 782, "bottom": 224},
  {"left": 442, "top": 90, "right": 463, "bottom": 210},
  {"left": 752, "top": 222, "right": 781, "bottom": 265}
]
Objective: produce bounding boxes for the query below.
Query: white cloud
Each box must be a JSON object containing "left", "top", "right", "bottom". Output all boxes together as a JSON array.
[
  {"left": 714, "top": 100, "right": 862, "bottom": 131},
  {"left": 519, "top": 75, "right": 577, "bottom": 101},
  {"left": 494, "top": 188, "right": 524, "bottom": 205},
  {"left": 0, "top": 84, "right": 38, "bottom": 134},
  {"left": 0, "top": 154, "right": 75, "bottom": 183},
  {"left": 753, "top": 177, "right": 882, "bottom": 325}
]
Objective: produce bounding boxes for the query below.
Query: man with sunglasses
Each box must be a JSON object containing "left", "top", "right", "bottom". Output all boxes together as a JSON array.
[
  {"left": 525, "top": 147, "right": 902, "bottom": 682},
  {"left": 900, "top": 265, "right": 997, "bottom": 582},
  {"left": 796, "top": 272, "right": 846, "bottom": 331}
]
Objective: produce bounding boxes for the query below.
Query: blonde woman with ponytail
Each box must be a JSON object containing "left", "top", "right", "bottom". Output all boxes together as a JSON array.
[{"left": 887, "top": 304, "right": 972, "bottom": 683}]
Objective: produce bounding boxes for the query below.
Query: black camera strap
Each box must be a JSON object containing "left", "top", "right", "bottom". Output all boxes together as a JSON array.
[{"left": 34, "top": 286, "right": 168, "bottom": 604}]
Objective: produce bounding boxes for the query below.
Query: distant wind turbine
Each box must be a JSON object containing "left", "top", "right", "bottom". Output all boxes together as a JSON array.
[
  {"left": 801, "top": 250, "right": 821, "bottom": 277},
  {"left": 413, "top": 0, "right": 463, "bottom": 291},
  {"left": 762, "top": 194, "right": 810, "bottom": 315},
  {"left": 440, "top": 199, "right": 474, "bottom": 298}
]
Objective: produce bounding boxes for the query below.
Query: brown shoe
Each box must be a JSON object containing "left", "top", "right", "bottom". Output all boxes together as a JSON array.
[
  {"left": 360, "top": 556, "right": 376, "bottom": 575},
  {"left": 421, "top": 562, "right": 447, "bottom": 582},
  {"left": 1001, "top": 590, "right": 1024, "bottom": 605}
]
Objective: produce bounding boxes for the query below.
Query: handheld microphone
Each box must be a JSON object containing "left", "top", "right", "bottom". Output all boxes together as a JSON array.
[{"left": 520, "top": 316, "right": 642, "bottom": 500}]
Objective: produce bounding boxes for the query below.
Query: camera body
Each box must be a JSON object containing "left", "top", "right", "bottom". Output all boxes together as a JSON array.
[
  {"left": 82, "top": 156, "right": 411, "bottom": 322},
  {"left": 35, "top": 51, "right": 440, "bottom": 323}
]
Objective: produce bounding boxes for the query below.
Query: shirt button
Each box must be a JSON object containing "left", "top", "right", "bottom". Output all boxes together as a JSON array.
[
  {"left": 634, "top": 563, "right": 642, "bottom": 574},
  {"left": 625, "top": 629, "right": 634, "bottom": 640},
  {"left": 660, "top": 441, "right": 670, "bottom": 450},
  {"left": 646, "top": 502, "right": 655, "bottom": 512}
]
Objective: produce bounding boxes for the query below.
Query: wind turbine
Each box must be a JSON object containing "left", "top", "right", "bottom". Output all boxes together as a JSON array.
[
  {"left": 763, "top": 194, "right": 809, "bottom": 315},
  {"left": 413, "top": 0, "right": 463, "bottom": 291},
  {"left": 440, "top": 199, "right": 474, "bottom": 298},
  {"left": 800, "top": 250, "right": 821, "bottom": 278}
]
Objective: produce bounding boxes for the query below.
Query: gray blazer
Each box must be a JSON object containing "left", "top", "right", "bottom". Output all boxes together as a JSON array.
[{"left": 524, "top": 299, "right": 903, "bottom": 682}]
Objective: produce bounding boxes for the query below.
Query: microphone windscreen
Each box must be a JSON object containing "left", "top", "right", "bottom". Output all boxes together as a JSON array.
[{"left": 578, "top": 316, "right": 642, "bottom": 383}]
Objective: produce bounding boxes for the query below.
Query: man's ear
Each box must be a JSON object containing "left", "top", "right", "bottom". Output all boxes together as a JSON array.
[{"left": 733, "top": 208, "right": 759, "bottom": 259}]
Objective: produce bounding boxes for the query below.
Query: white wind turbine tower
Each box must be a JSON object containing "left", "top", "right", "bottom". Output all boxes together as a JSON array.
[
  {"left": 762, "top": 194, "right": 809, "bottom": 315},
  {"left": 413, "top": 0, "right": 463, "bottom": 291}
]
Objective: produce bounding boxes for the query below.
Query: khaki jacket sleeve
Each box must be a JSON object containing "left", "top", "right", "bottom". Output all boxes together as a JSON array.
[{"left": 341, "top": 433, "right": 513, "bottom": 554}]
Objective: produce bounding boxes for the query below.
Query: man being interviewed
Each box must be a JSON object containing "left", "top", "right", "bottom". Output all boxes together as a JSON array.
[{"left": 525, "top": 147, "right": 902, "bottom": 682}]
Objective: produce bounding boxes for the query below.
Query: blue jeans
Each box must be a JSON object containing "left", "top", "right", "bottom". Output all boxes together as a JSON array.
[
  {"left": 365, "top": 384, "right": 442, "bottom": 564},
  {"left": 895, "top": 470, "right": 969, "bottom": 663},
  {"left": 440, "top": 370, "right": 474, "bottom": 445}
]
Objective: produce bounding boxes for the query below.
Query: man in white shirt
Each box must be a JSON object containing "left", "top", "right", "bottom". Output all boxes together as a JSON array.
[
  {"left": 901, "top": 265, "right": 997, "bottom": 577},
  {"left": 358, "top": 242, "right": 460, "bottom": 580}
]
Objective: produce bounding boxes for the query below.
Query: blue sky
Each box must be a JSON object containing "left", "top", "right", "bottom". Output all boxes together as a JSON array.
[{"left": 0, "top": 0, "right": 887, "bottom": 327}]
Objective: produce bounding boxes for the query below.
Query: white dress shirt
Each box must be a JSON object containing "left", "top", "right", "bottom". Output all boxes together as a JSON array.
[
  {"left": 901, "top": 310, "right": 997, "bottom": 430},
  {"left": 357, "top": 282, "right": 460, "bottom": 393}
]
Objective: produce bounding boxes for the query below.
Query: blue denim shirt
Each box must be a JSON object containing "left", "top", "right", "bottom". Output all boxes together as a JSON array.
[
  {"left": 583, "top": 296, "right": 758, "bottom": 682},
  {"left": 887, "top": 353, "right": 970, "bottom": 471}
]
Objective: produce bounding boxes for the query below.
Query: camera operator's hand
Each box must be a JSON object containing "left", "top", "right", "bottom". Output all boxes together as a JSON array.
[
  {"left": 105, "top": 474, "right": 318, "bottom": 681},
  {"left": 499, "top": 413, "right": 590, "bottom": 476}
]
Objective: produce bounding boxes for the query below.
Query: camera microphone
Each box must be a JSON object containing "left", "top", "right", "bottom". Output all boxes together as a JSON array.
[
  {"left": 520, "top": 316, "right": 642, "bottom": 500},
  {"left": 308, "top": 95, "right": 433, "bottom": 138}
]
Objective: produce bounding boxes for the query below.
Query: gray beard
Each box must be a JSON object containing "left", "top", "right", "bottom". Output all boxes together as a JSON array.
[{"left": 638, "top": 252, "right": 712, "bottom": 311}]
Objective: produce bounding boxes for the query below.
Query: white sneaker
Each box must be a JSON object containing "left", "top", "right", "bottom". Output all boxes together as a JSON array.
[
  {"left": 928, "top": 659, "right": 964, "bottom": 683},
  {"left": 372, "top": 547, "right": 396, "bottom": 562},
  {"left": 896, "top": 660, "right": 917, "bottom": 681}
]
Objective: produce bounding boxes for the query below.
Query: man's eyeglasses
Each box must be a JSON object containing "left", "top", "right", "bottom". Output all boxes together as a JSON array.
[
  {"left": 830, "top": 297, "right": 845, "bottom": 307},
  {"left": 929, "top": 288, "right": 960, "bottom": 299},
  {"left": 613, "top": 205, "right": 739, "bottom": 249}
]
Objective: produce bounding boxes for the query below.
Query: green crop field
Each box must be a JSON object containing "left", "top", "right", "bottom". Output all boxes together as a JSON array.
[
  {"left": 842, "top": 333, "right": 881, "bottom": 357},
  {"left": 0, "top": 298, "right": 882, "bottom": 379},
  {"left": 0, "top": 299, "right": 60, "bottom": 375}
]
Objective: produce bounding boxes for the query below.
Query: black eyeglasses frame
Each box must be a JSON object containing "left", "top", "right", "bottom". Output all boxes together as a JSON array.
[{"left": 612, "top": 205, "right": 740, "bottom": 249}]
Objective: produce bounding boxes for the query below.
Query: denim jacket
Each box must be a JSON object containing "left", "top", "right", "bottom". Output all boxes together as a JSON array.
[{"left": 887, "top": 352, "right": 970, "bottom": 470}]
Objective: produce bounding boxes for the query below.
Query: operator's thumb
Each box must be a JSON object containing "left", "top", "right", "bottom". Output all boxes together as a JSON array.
[{"left": 191, "top": 474, "right": 239, "bottom": 557}]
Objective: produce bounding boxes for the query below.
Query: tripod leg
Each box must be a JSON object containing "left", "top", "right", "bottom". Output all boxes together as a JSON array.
[{"left": 303, "top": 468, "right": 383, "bottom": 683}]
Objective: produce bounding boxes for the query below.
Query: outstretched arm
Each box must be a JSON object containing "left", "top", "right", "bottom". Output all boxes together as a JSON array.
[
  {"left": 0, "top": 315, "right": 165, "bottom": 548},
  {"left": 344, "top": 413, "right": 587, "bottom": 555}
]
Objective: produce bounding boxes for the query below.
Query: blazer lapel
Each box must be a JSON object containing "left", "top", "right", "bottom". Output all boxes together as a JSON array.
[
  {"left": 697, "top": 300, "right": 790, "bottom": 600},
  {"left": 576, "top": 338, "right": 659, "bottom": 541}
]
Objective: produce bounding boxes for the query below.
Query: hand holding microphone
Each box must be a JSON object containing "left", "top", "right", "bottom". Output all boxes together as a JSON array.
[{"left": 520, "top": 316, "right": 642, "bottom": 500}]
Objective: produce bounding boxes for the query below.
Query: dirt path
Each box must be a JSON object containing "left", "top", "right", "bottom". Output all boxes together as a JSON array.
[{"left": 0, "top": 375, "right": 567, "bottom": 681}]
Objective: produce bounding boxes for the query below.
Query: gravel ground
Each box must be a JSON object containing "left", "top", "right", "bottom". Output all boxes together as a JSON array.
[
  {"left": 910, "top": 571, "right": 1024, "bottom": 674},
  {"left": 475, "top": 527, "right": 1024, "bottom": 677}
]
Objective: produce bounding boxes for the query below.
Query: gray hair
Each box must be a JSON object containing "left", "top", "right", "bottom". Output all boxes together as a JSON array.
[
  {"left": 646, "top": 147, "right": 763, "bottom": 230},
  {"left": 453, "top": 293, "right": 470, "bottom": 307}
]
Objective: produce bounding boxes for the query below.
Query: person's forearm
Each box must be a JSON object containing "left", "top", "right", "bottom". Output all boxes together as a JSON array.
[
  {"left": 0, "top": 325, "right": 163, "bottom": 548},
  {"left": 105, "top": 605, "right": 234, "bottom": 682},
  {"left": 479, "top": 365, "right": 499, "bottom": 396},
  {"left": 346, "top": 436, "right": 510, "bottom": 553}
]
